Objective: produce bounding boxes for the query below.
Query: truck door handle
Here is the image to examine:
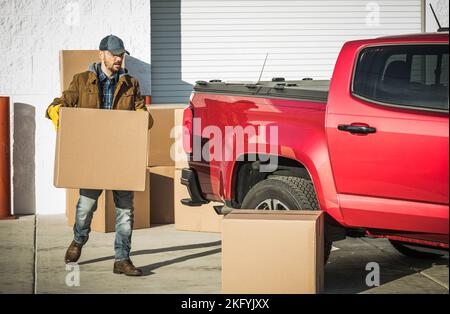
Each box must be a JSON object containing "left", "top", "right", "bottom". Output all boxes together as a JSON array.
[{"left": 338, "top": 124, "right": 376, "bottom": 134}]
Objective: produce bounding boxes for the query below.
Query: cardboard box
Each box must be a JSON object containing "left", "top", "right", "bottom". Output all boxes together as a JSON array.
[
  {"left": 66, "top": 170, "right": 151, "bottom": 233},
  {"left": 173, "top": 108, "right": 189, "bottom": 170},
  {"left": 134, "top": 170, "right": 151, "bottom": 229},
  {"left": 60, "top": 50, "right": 100, "bottom": 92},
  {"left": 54, "top": 107, "right": 148, "bottom": 191},
  {"left": 174, "top": 169, "right": 223, "bottom": 233},
  {"left": 222, "top": 210, "right": 324, "bottom": 294},
  {"left": 147, "top": 104, "right": 187, "bottom": 167},
  {"left": 149, "top": 166, "right": 175, "bottom": 224}
]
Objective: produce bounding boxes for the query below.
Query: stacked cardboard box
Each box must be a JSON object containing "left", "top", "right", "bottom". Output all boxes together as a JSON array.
[
  {"left": 147, "top": 105, "right": 187, "bottom": 225},
  {"left": 147, "top": 104, "right": 188, "bottom": 167},
  {"left": 173, "top": 108, "right": 224, "bottom": 233},
  {"left": 59, "top": 50, "right": 99, "bottom": 91},
  {"left": 149, "top": 166, "right": 175, "bottom": 225},
  {"left": 222, "top": 210, "right": 324, "bottom": 294},
  {"left": 173, "top": 107, "right": 189, "bottom": 170},
  {"left": 174, "top": 170, "right": 224, "bottom": 233}
]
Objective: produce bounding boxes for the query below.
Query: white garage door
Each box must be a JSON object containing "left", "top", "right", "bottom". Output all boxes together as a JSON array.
[{"left": 151, "top": 0, "right": 423, "bottom": 104}]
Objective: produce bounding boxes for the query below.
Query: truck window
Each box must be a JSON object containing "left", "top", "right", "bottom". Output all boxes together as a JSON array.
[{"left": 352, "top": 45, "right": 449, "bottom": 112}]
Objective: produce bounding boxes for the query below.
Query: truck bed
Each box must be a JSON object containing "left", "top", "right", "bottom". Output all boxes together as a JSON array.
[{"left": 193, "top": 79, "right": 330, "bottom": 103}]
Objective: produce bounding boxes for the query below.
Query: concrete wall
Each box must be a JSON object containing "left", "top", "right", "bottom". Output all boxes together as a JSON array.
[{"left": 0, "top": 0, "right": 151, "bottom": 215}]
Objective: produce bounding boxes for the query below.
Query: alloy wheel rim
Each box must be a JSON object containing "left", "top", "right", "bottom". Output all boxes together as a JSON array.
[{"left": 255, "top": 199, "right": 290, "bottom": 210}]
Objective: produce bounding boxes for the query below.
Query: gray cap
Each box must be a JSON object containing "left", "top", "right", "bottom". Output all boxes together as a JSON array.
[{"left": 99, "top": 35, "right": 130, "bottom": 56}]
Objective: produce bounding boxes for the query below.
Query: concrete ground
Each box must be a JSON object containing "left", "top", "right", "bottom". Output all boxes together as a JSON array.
[{"left": 0, "top": 215, "right": 448, "bottom": 294}]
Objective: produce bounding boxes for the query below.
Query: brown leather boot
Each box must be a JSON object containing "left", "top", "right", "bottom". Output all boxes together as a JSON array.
[
  {"left": 113, "top": 259, "right": 143, "bottom": 276},
  {"left": 65, "top": 240, "right": 83, "bottom": 264}
]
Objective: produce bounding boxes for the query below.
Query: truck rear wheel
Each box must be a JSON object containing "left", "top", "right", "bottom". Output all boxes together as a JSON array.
[
  {"left": 389, "top": 240, "right": 445, "bottom": 259},
  {"left": 240, "top": 175, "right": 332, "bottom": 264}
]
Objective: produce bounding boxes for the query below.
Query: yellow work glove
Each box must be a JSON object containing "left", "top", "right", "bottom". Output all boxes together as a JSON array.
[
  {"left": 47, "top": 104, "right": 62, "bottom": 131},
  {"left": 136, "top": 107, "right": 153, "bottom": 129}
]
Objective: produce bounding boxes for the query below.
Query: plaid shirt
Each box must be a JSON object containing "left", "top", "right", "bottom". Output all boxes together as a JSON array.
[{"left": 97, "top": 66, "right": 119, "bottom": 110}]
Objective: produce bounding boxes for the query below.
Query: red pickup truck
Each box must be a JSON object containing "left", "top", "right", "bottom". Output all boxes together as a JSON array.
[{"left": 180, "top": 32, "right": 449, "bottom": 261}]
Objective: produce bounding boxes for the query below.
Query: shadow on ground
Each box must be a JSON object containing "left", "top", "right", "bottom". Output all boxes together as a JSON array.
[
  {"left": 325, "top": 238, "right": 449, "bottom": 293},
  {"left": 79, "top": 240, "right": 222, "bottom": 277}
]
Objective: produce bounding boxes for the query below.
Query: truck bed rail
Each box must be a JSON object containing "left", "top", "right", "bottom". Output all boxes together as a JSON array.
[{"left": 193, "top": 79, "right": 330, "bottom": 103}]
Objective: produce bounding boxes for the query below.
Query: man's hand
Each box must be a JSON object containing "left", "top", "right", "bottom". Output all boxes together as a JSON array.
[
  {"left": 47, "top": 104, "right": 62, "bottom": 131},
  {"left": 136, "top": 107, "right": 153, "bottom": 129}
]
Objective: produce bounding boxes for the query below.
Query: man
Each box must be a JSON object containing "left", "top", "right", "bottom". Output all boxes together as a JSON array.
[{"left": 46, "top": 35, "right": 148, "bottom": 276}]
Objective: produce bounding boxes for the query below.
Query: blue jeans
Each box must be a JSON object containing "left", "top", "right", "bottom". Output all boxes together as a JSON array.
[{"left": 73, "top": 189, "right": 134, "bottom": 261}]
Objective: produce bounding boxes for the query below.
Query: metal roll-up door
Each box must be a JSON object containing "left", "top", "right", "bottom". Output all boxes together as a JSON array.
[{"left": 151, "top": 0, "right": 423, "bottom": 104}]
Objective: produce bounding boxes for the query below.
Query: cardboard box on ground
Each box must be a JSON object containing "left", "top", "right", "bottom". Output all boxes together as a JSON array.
[
  {"left": 149, "top": 166, "right": 175, "bottom": 225},
  {"left": 221, "top": 210, "right": 324, "bottom": 294},
  {"left": 145, "top": 106, "right": 224, "bottom": 230},
  {"left": 172, "top": 108, "right": 224, "bottom": 232},
  {"left": 174, "top": 169, "right": 223, "bottom": 233},
  {"left": 145, "top": 104, "right": 185, "bottom": 225}
]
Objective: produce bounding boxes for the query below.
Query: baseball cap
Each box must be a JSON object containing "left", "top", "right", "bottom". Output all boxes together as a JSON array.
[{"left": 99, "top": 35, "right": 130, "bottom": 56}]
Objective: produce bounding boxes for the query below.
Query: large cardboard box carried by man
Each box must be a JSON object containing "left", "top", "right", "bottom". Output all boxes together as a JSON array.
[
  {"left": 222, "top": 210, "right": 324, "bottom": 294},
  {"left": 54, "top": 107, "right": 148, "bottom": 191}
]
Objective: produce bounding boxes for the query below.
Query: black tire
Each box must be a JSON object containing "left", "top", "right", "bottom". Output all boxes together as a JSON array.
[
  {"left": 240, "top": 175, "right": 333, "bottom": 264},
  {"left": 389, "top": 240, "right": 445, "bottom": 259}
]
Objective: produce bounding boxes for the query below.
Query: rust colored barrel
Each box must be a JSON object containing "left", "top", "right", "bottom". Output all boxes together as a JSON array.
[
  {"left": 0, "top": 96, "right": 14, "bottom": 219},
  {"left": 145, "top": 95, "right": 151, "bottom": 106}
]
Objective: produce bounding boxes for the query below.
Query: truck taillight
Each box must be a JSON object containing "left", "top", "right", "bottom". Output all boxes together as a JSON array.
[{"left": 182, "top": 107, "right": 193, "bottom": 154}]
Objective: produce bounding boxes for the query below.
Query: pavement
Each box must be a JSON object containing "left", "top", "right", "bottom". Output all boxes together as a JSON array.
[{"left": 0, "top": 214, "right": 448, "bottom": 294}]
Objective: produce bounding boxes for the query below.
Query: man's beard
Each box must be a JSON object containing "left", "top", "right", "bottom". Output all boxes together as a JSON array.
[{"left": 106, "top": 60, "right": 120, "bottom": 73}]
